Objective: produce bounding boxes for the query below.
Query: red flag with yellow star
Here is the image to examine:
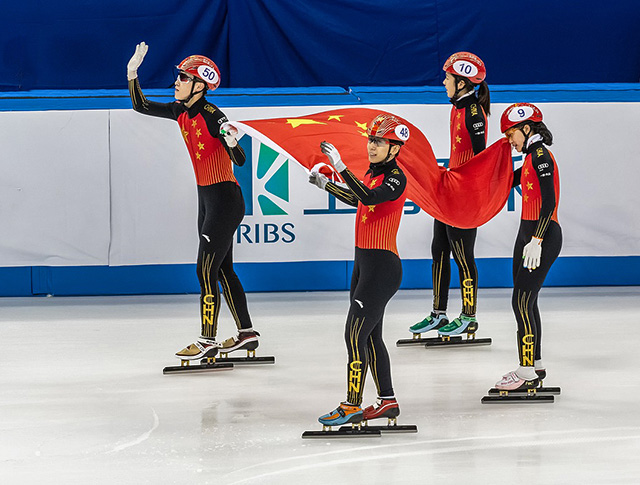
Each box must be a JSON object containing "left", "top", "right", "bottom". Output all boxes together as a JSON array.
[{"left": 235, "top": 108, "right": 513, "bottom": 228}]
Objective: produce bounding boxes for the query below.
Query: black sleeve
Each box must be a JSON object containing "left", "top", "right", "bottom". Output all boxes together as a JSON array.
[
  {"left": 202, "top": 103, "right": 246, "bottom": 166},
  {"left": 464, "top": 103, "right": 487, "bottom": 155},
  {"left": 128, "top": 78, "right": 181, "bottom": 121},
  {"left": 531, "top": 147, "right": 557, "bottom": 240},
  {"left": 325, "top": 182, "right": 359, "bottom": 207},
  {"left": 512, "top": 167, "right": 522, "bottom": 188},
  {"left": 340, "top": 166, "right": 407, "bottom": 205}
]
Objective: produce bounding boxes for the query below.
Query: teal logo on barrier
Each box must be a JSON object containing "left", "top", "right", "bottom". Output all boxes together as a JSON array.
[{"left": 256, "top": 144, "right": 289, "bottom": 216}]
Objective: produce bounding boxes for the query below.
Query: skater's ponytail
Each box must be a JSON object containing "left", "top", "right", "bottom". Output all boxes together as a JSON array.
[{"left": 477, "top": 81, "right": 491, "bottom": 116}]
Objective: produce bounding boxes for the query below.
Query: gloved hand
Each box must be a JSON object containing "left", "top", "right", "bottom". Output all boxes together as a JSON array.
[
  {"left": 522, "top": 236, "right": 542, "bottom": 270},
  {"left": 309, "top": 170, "right": 329, "bottom": 190},
  {"left": 320, "top": 141, "right": 346, "bottom": 172},
  {"left": 127, "top": 42, "right": 148, "bottom": 81},
  {"left": 220, "top": 122, "right": 238, "bottom": 147}
]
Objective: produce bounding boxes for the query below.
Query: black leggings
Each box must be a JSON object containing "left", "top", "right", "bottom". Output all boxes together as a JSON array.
[
  {"left": 431, "top": 219, "right": 478, "bottom": 315},
  {"left": 345, "top": 248, "right": 402, "bottom": 406},
  {"left": 512, "top": 220, "right": 562, "bottom": 366},
  {"left": 196, "top": 182, "right": 252, "bottom": 339}
]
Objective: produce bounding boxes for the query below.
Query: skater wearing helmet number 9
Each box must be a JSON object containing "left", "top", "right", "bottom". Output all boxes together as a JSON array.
[
  {"left": 495, "top": 103, "right": 562, "bottom": 392},
  {"left": 410, "top": 52, "right": 491, "bottom": 339},
  {"left": 127, "top": 42, "right": 259, "bottom": 362},
  {"left": 308, "top": 114, "right": 410, "bottom": 428}
]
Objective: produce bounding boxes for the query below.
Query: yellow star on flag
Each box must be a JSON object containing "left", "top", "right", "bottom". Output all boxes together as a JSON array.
[
  {"left": 328, "top": 115, "right": 343, "bottom": 121},
  {"left": 355, "top": 121, "right": 368, "bottom": 130},
  {"left": 368, "top": 206, "right": 375, "bottom": 212},
  {"left": 192, "top": 120, "right": 198, "bottom": 128},
  {"left": 196, "top": 152, "right": 201, "bottom": 160},
  {"left": 524, "top": 194, "right": 529, "bottom": 202},
  {"left": 457, "top": 112, "right": 461, "bottom": 119},
  {"left": 457, "top": 123, "right": 461, "bottom": 130},
  {"left": 198, "top": 142, "right": 205, "bottom": 151},
  {"left": 361, "top": 214, "right": 367, "bottom": 223},
  {"left": 456, "top": 135, "right": 462, "bottom": 144},
  {"left": 526, "top": 182, "right": 534, "bottom": 190},
  {"left": 286, "top": 119, "right": 326, "bottom": 128},
  {"left": 196, "top": 129, "right": 202, "bottom": 137},
  {"left": 524, "top": 168, "right": 529, "bottom": 176}
]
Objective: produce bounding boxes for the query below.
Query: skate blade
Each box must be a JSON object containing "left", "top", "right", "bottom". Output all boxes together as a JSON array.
[
  {"left": 340, "top": 424, "right": 418, "bottom": 433},
  {"left": 425, "top": 336, "right": 491, "bottom": 348},
  {"left": 397, "top": 336, "right": 461, "bottom": 347},
  {"left": 481, "top": 394, "right": 554, "bottom": 404},
  {"left": 487, "top": 386, "right": 561, "bottom": 396},
  {"left": 213, "top": 355, "right": 275, "bottom": 365},
  {"left": 302, "top": 428, "right": 381, "bottom": 439},
  {"left": 163, "top": 362, "right": 234, "bottom": 375}
]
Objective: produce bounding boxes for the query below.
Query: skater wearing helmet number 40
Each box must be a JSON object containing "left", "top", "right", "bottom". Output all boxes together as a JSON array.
[
  {"left": 410, "top": 52, "right": 491, "bottom": 339},
  {"left": 307, "top": 114, "right": 410, "bottom": 429},
  {"left": 496, "top": 103, "right": 562, "bottom": 392},
  {"left": 126, "top": 42, "right": 260, "bottom": 363}
]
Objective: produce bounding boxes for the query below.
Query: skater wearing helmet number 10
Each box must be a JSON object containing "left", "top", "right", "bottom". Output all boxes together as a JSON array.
[
  {"left": 308, "top": 114, "right": 409, "bottom": 427},
  {"left": 496, "top": 103, "right": 562, "bottom": 391},
  {"left": 126, "top": 42, "right": 260, "bottom": 362},
  {"left": 411, "top": 52, "right": 491, "bottom": 339}
]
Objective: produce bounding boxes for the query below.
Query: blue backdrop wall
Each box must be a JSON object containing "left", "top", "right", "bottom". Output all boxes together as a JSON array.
[{"left": 3, "top": 1, "right": 640, "bottom": 90}]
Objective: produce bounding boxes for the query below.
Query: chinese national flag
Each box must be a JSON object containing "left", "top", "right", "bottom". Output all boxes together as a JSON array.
[{"left": 236, "top": 108, "right": 513, "bottom": 229}]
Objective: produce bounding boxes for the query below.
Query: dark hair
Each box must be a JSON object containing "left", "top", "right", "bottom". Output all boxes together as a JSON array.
[
  {"left": 526, "top": 121, "right": 553, "bottom": 146},
  {"left": 454, "top": 76, "right": 491, "bottom": 116},
  {"left": 476, "top": 81, "right": 491, "bottom": 117}
]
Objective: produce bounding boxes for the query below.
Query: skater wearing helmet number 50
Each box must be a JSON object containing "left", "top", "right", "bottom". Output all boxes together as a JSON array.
[
  {"left": 496, "top": 103, "right": 562, "bottom": 392},
  {"left": 126, "top": 42, "right": 259, "bottom": 363},
  {"left": 307, "top": 114, "right": 409, "bottom": 429},
  {"left": 411, "top": 52, "right": 491, "bottom": 339}
]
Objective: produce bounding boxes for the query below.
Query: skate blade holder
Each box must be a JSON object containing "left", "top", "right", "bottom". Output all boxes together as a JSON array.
[
  {"left": 396, "top": 334, "right": 463, "bottom": 347},
  {"left": 216, "top": 349, "right": 275, "bottom": 365},
  {"left": 163, "top": 356, "right": 234, "bottom": 375},
  {"left": 302, "top": 422, "right": 381, "bottom": 439},
  {"left": 341, "top": 417, "right": 418, "bottom": 434},
  {"left": 481, "top": 387, "right": 554, "bottom": 403},
  {"left": 487, "top": 386, "right": 561, "bottom": 396},
  {"left": 424, "top": 332, "right": 492, "bottom": 348}
]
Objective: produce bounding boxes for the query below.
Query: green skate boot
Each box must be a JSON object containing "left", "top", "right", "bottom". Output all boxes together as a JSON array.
[
  {"left": 437, "top": 314, "right": 478, "bottom": 336},
  {"left": 409, "top": 312, "right": 449, "bottom": 334}
]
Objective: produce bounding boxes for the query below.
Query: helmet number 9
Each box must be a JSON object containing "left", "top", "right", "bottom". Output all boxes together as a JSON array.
[{"left": 518, "top": 108, "right": 526, "bottom": 118}]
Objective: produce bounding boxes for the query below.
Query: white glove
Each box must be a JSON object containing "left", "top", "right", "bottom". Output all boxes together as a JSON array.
[
  {"left": 522, "top": 237, "right": 542, "bottom": 270},
  {"left": 320, "top": 141, "right": 346, "bottom": 172},
  {"left": 309, "top": 170, "right": 329, "bottom": 190},
  {"left": 127, "top": 42, "right": 148, "bottom": 81},
  {"left": 220, "top": 122, "right": 238, "bottom": 147}
]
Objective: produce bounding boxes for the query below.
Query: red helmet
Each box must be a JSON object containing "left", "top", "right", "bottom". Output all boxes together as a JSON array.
[
  {"left": 442, "top": 52, "right": 486, "bottom": 84},
  {"left": 367, "top": 114, "right": 410, "bottom": 145},
  {"left": 500, "top": 103, "right": 544, "bottom": 133},
  {"left": 177, "top": 55, "right": 221, "bottom": 90}
]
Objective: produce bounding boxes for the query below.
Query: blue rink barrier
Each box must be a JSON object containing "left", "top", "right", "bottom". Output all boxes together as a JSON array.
[
  {"left": 2, "top": 83, "right": 640, "bottom": 111},
  {"left": 1, "top": 256, "right": 638, "bottom": 296}
]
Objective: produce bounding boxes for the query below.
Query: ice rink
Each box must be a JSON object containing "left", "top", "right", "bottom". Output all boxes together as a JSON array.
[{"left": 1, "top": 286, "right": 639, "bottom": 484}]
